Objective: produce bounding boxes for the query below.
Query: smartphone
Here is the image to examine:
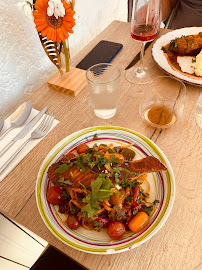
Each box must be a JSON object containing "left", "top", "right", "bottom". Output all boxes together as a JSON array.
[
  {"left": 30, "top": 245, "right": 88, "bottom": 270},
  {"left": 76, "top": 40, "right": 123, "bottom": 70}
]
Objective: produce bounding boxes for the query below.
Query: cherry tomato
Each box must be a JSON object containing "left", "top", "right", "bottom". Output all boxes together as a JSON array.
[
  {"left": 77, "top": 144, "right": 89, "bottom": 154},
  {"left": 128, "top": 211, "right": 149, "bottom": 233},
  {"left": 47, "top": 186, "right": 63, "bottom": 205},
  {"left": 67, "top": 214, "right": 81, "bottom": 230},
  {"left": 60, "top": 152, "right": 76, "bottom": 162},
  {"left": 107, "top": 221, "right": 126, "bottom": 240},
  {"left": 132, "top": 186, "right": 140, "bottom": 207},
  {"left": 96, "top": 216, "right": 110, "bottom": 228}
]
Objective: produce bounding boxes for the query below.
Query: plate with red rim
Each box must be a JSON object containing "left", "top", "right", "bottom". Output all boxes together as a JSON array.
[
  {"left": 152, "top": 27, "right": 202, "bottom": 86},
  {"left": 36, "top": 126, "right": 175, "bottom": 254}
]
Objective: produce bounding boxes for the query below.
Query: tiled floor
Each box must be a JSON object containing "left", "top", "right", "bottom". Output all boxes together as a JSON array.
[{"left": 0, "top": 213, "right": 48, "bottom": 269}]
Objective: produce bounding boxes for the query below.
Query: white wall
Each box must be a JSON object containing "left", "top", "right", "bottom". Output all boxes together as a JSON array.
[
  {"left": 0, "top": 0, "right": 127, "bottom": 118},
  {"left": 70, "top": 0, "right": 127, "bottom": 57}
]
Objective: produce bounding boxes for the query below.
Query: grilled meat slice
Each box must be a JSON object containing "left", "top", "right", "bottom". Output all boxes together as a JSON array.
[
  {"left": 165, "top": 33, "right": 202, "bottom": 56},
  {"left": 128, "top": 156, "right": 167, "bottom": 175},
  {"left": 47, "top": 163, "right": 98, "bottom": 189},
  {"left": 47, "top": 156, "right": 167, "bottom": 189}
]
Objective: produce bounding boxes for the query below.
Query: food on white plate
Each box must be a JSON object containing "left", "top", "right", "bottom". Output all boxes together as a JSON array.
[
  {"left": 176, "top": 56, "right": 195, "bottom": 74},
  {"left": 161, "top": 32, "right": 202, "bottom": 78},
  {"left": 46, "top": 141, "right": 167, "bottom": 240},
  {"left": 194, "top": 49, "right": 202, "bottom": 76}
]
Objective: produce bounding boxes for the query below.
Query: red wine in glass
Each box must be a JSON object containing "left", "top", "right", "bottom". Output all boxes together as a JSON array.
[{"left": 131, "top": 24, "right": 157, "bottom": 42}]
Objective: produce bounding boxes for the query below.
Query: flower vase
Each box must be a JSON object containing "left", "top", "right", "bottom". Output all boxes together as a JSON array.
[
  {"left": 59, "top": 39, "right": 71, "bottom": 73},
  {"left": 48, "top": 37, "right": 87, "bottom": 97}
]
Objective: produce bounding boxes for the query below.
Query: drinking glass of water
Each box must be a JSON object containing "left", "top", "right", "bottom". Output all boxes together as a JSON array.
[
  {"left": 139, "top": 76, "right": 186, "bottom": 128},
  {"left": 86, "top": 63, "right": 121, "bottom": 119}
]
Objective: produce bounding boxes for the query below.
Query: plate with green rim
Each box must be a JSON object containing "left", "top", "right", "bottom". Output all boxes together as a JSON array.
[{"left": 36, "top": 126, "right": 175, "bottom": 254}]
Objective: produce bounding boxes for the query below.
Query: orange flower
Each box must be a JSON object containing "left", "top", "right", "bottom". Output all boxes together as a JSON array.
[{"left": 33, "top": 0, "right": 75, "bottom": 43}]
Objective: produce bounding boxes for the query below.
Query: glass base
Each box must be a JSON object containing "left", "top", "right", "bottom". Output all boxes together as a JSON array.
[
  {"left": 94, "top": 108, "right": 116, "bottom": 119},
  {"left": 126, "top": 67, "right": 151, "bottom": 84}
]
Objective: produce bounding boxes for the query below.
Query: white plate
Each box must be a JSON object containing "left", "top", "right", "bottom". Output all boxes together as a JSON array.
[
  {"left": 36, "top": 126, "right": 175, "bottom": 254},
  {"left": 152, "top": 27, "right": 202, "bottom": 86}
]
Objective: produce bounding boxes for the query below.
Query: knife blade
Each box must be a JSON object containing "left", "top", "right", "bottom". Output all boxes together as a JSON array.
[
  {"left": 125, "top": 41, "right": 152, "bottom": 70},
  {"left": 0, "top": 107, "right": 48, "bottom": 157}
]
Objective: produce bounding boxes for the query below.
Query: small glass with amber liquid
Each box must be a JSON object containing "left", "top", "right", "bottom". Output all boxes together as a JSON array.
[{"left": 140, "top": 76, "right": 186, "bottom": 129}]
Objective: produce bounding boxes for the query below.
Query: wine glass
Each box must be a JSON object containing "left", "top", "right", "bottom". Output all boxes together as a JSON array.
[{"left": 126, "top": 0, "right": 161, "bottom": 84}]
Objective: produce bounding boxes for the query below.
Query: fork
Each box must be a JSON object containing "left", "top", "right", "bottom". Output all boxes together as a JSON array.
[{"left": 0, "top": 113, "right": 54, "bottom": 174}]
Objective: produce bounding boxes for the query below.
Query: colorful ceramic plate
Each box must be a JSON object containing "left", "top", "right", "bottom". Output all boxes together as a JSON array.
[
  {"left": 152, "top": 27, "right": 202, "bottom": 86},
  {"left": 36, "top": 126, "right": 175, "bottom": 254}
]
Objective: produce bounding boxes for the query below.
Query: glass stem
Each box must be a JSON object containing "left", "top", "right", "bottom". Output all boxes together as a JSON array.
[{"left": 137, "top": 42, "right": 145, "bottom": 74}]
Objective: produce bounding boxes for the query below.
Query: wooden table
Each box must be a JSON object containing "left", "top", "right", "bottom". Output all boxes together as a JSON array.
[{"left": 0, "top": 21, "right": 201, "bottom": 270}]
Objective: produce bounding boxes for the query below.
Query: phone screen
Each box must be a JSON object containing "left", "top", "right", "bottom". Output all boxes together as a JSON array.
[
  {"left": 76, "top": 40, "right": 123, "bottom": 70},
  {"left": 30, "top": 245, "right": 88, "bottom": 270}
]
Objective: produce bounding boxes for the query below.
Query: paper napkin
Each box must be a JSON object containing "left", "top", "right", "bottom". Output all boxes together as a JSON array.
[{"left": 0, "top": 109, "right": 59, "bottom": 183}]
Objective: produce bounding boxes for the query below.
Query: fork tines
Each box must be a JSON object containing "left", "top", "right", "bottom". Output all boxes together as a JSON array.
[{"left": 39, "top": 113, "right": 54, "bottom": 132}]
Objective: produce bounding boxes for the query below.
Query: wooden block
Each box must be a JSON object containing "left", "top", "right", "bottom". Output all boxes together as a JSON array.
[{"left": 47, "top": 67, "right": 87, "bottom": 97}]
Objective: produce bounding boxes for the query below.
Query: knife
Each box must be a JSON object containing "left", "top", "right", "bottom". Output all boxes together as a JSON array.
[
  {"left": 125, "top": 41, "right": 152, "bottom": 70},
  {"left": 0, "top": 107, "right": 48, "bottom": 157}
]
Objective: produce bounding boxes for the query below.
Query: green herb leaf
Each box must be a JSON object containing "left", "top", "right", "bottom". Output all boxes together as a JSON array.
[
  {"left": 141, "top": 205, "right": 153, "bottom": 215},
  {"left": 62, "top": 190, "right": 70, "bottom": 200},
  {"left": 55, "top": 163, "right": 73, "bottom": 174},
  {"left": 100, "top": 144, "right": 107, "bottom": 147},
  {"left": 132, "top": 209, "right": 138, "bottom": 216},
  {"left": 120, "top": 180, "right": 139, "bottom": 191},
  {"left": 161, "top": 46, "right": 167, "bottom": 53},
  {"left": 99, "top": 189, "right": 123, "bottom": 195},
  {"left": 153, "top": 199, "right": 160, "bottom": 205},
  {"left": 81, "top": 174, "right": 115, "bottom": 218},
  {"left": 168, "top": 38, "right": 178, "bottom": 51},
  {"left": 108, "top": 148, "right": 114, "bottom": 153},
  {"left": 125, "top": 196, "right": 133, "bottom": 202},
  {"left": 107, "top": 155, "right": 120, "bottom": 164},
  {"left": 70, "top": 207, "right": 79, "bottom": 214},
  {"left": 93, "top": 220, "right": 103, "bottom": 230},
  {"left": 81, "top": 200, "right": 100, "bottom": 218},
  {"left": 93, "top": 134, "right": 98, "bottom": 139},
  {"left": 79, "top": 181, "right": 88, "bottom": 192},
  {"left": 58, "top": 177, "right": 73, "bottom": 186}
]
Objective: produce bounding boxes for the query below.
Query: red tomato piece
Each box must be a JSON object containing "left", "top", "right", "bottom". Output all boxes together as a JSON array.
[
  {"left": 132, "top": 186, "right": 140, "bottom": 207},
  {"left": 125, "top": 209, "right": 132, "bottom": 225},
  {"left": 60, "top": 152, "right": 76, "bottom": 162},
  {"left": 107, "top": 221, "right": 126, "bottom": 240},
  {"left": 47, "top": 186, "right": 63, "bottom": 205},
  {"left": 77, "top": 143, "right": 89, "bottom": 154},
  {"left": 96, "top": 216, "right": 110, "bottom": 228},
  {"left": 67, "top": 214, "right": 81, "bottom": 230}
]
